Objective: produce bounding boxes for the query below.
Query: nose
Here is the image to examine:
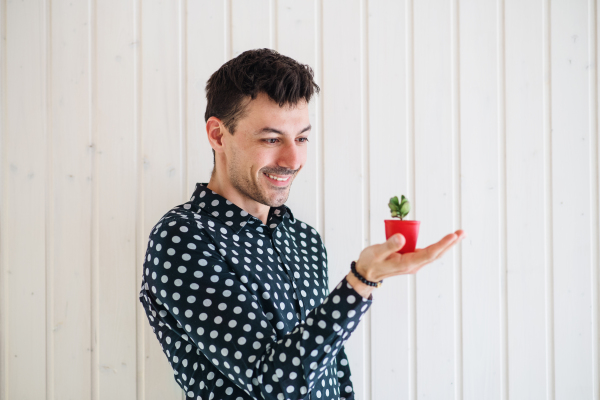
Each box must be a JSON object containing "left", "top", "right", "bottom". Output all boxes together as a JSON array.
[{"left": 277, "top": 140, "right": 304, "bottom": 172}]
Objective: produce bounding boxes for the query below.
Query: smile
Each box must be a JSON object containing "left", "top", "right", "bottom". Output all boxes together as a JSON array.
[{"left": 263, "top": 172, "right": 291, "bottom": 182}]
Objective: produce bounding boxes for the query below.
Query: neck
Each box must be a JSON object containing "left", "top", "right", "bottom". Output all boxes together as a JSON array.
[{"left": 206, "top": 170, "right": 270, "bottom": 225}]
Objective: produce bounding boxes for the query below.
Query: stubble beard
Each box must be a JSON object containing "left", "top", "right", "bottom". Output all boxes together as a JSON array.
[{"left": 228, "top": 148, "right": 291, "bottom": 208}]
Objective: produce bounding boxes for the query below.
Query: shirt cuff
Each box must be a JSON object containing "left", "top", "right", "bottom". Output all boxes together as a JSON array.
[{"left": 343, "top": 276, "right": 375, "bottom": 301}]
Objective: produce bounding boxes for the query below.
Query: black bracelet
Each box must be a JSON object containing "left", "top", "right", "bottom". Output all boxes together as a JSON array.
[{"left": 351, "top": 261, "right": 383, "bottom": 288}]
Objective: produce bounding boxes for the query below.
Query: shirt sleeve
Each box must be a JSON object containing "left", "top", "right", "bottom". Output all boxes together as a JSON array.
[
  {"left": 141, "top": 217, "right": 372, "bottom": 400},
  {"left": 319, "top": 229, "right": 356, "bottom": 400},
  {"left": 335, "top": 345, "right": 355, "bottom": 400}
]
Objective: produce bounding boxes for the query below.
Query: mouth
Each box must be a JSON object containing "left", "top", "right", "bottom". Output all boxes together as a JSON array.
[{"left": 263, "top": 172, "right": 292, "bottom": 187}]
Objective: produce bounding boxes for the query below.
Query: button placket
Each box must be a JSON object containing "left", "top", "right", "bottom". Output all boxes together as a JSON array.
[
  {"left": 273, "top": 227, "right": 306, "bottom": 321},
  {"left": 270, "top": 227, "right": 307, "bottom": 321}
]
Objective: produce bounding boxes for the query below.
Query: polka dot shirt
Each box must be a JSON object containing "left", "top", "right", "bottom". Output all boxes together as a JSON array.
[{"left": 139, "top": 183, "right": 372, "bottom": 400}]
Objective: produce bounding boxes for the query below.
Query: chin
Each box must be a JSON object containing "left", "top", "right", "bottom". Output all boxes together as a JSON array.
[
  {"left": 268, "top": 191, "right": 290, "bottom": 207},
  {"left": 264, "top": 187, "right": 290, "bottom": 207},
  {"left": 255, "top": 172, "right": 294, "bottom": 205}
]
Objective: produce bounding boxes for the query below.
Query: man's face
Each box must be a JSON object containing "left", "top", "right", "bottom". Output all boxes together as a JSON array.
[{"left": 222, "top": 92, "right": 310, "bottom": 208}]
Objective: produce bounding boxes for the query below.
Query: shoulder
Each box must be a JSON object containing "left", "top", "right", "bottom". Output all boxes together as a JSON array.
[
  {"left": 148, "top": 200, "right": 216, "bottom": 239},
  {"left": 143, "top": 208, "right": 232, "bottom": 283},
  {"left": 145, "top": 205, "right": 217, "bottom": 264}
]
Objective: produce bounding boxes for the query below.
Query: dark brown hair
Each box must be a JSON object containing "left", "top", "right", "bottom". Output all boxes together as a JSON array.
[{"left": 204, "top": 48, "right": 320, "bottom": 165}]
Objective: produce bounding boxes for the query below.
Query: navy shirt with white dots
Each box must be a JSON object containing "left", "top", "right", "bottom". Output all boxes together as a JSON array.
[{"left": 139, "top": 182, "right": 372, "bottom": 400}]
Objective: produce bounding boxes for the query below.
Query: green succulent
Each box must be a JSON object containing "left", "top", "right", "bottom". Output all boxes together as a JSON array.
[{"left": 388, "top": 195, "right": 410, "bottom": 220}]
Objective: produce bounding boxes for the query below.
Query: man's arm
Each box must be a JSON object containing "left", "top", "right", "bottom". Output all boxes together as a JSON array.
[
  {"left": 141, "top": 217, "right": 372, "bottom": 400},
  {"left": 335, "top": 345, "right": 355, "bottom": 400},
  {"left": 319, "top": 235, "right": 357, "bottom": 400}
]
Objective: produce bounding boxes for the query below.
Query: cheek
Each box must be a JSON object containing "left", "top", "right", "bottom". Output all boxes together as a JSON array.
[
  {"left": 295, "top": 148, "right": 308, "bottom": 170},
  {"left": 300, "top": 147, "right": 308, "bottom": 162},
  {"left": 246, "top": 148, "right": 271, "bottom": 173},
  {"left": 254, "top": 148, "right": 274, "bottom": 164}
]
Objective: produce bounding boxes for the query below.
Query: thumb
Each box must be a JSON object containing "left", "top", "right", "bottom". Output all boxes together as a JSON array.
[{"left": 388, "top": 233, "right": 405, "bottom": 252}]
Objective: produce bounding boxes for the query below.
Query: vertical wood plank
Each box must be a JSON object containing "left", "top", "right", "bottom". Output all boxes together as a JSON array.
[
  {"left": 231, "top": 0, "right": 270, "bottom": 58},
  {"left": 459, "top": 0, "right": 504, "bottom": 399},
  {"left": 141, "top": 0, "right": 186, "bottom": 398},
  {"left": 4, "top": 0, "right": 48, "bottom": 398},
  {"left": 276, "top": 0, "right": 320, "bottom": 231},
  {"left": 413, "top": 0, "right": 458, "bottom": 397},
  {"left": 551, "top": 0, "right": 594, "bottom": 398},
  {"left": 322, "top": 1, "right": 369, "bottom": 398},
  {"left": 505, "top": 0, "right": 549, "bottom": 398},
  {"left": 359, "top": 2, "right": 371, "bottom": 397},
  {"left": 186, "top": 1, "right": 227, "bottom": 195},
  {"left": 542, "top": 0, "right": 557, "bottom": 397},
  {"left": 588, "top": 0, "right": 600, "bottom": 399},
  {"left": 135, "top": 0, "right": 145, "bottom": 398},
  {"left": 316, "top": 0, "right": 325, "bottom": 238},
  {"left": 0, "top": 0, "right": 5, "bottom": 395},
  {"left": 451, "top": 2, "right": 463, "bottom": 398},
  {"left": 367, "top": 0, "right": 412, "bottom": 398},
  {"left": 95, "top": 0, "right": 138, "bottom": 398},
  {"left": 50, "top": 0, "right": 93, "bottom": 398}
]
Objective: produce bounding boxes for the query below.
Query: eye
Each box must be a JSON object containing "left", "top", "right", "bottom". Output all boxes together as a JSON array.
[{"left": 263, "top": 137, "right": 309, "bottom": 144}]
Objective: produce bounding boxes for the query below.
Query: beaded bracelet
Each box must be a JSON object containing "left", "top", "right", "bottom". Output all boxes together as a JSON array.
[{"left": 350, "top": 261, "right": 383, "bottom": 288}]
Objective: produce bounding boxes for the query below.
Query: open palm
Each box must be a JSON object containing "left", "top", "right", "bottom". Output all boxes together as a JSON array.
[{"left": 355, "top": 230, "right": 467, "bottom": 281}]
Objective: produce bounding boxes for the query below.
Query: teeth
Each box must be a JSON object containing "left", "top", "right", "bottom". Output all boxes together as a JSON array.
[{"left": 265, "top": 173, "right": 289, "bottom": 182}]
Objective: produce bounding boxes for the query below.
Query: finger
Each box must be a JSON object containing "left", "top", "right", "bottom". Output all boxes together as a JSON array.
[
  {"left": 455, "top": 229, "right": 467, "bottom": 239},
  {"left": 412, "top": 233, "right": 458, "bottom": 265},
  {"left": 377, "top": 233, "right": 405, "bottom": 259},
  {"left": 432, "top": 235, "right": 463, "bottom": 261},
  {"left": 404, "top": 231, "right": 466, "bottom": 272},
  {"left": 408, "top": 246, "right": 452, "bottom": 274},
  {"left": 433, "top": 231, "right": 465, "bottom": 257}
]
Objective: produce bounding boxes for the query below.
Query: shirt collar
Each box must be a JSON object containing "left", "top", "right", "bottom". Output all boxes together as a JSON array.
[{"left": 189, "top": 182, "right": 295, "bottom": 234}]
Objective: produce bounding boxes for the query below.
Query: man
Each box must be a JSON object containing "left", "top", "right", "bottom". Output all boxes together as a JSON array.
[{"left": 139, "top": 48, "right": 466, "bottom": 400}]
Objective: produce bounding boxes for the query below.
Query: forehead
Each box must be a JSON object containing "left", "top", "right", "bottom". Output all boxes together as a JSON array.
[{"left": 241, "top": 92, "right": 309, "bottom": 129}]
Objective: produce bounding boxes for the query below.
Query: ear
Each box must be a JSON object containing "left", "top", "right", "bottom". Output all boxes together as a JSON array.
[{"left": 206, "top": 116, "right": 226, "bottom": 154}]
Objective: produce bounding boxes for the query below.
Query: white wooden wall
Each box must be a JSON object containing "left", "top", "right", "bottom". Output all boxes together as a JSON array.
[{"left": 1, "top": 0, "right": 599, "bottom": 399}]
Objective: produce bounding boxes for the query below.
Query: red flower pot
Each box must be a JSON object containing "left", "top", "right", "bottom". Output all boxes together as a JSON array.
[{"left": 385, "top": 220, "right": 421, "bottom": 254}]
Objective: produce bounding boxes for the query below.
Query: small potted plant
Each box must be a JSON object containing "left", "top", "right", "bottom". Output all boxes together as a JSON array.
[{"left": 385, "top": 195, "right": 420, "bottom": 254}]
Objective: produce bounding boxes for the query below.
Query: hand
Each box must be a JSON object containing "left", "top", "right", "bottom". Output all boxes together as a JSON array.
[{"left": 355, "top": 230, "right": 467, "bottom": 283}]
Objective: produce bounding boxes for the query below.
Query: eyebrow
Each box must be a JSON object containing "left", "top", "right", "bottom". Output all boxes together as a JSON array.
[{"left": 255, "top": 124, "right": 312, "bottom": 135}]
